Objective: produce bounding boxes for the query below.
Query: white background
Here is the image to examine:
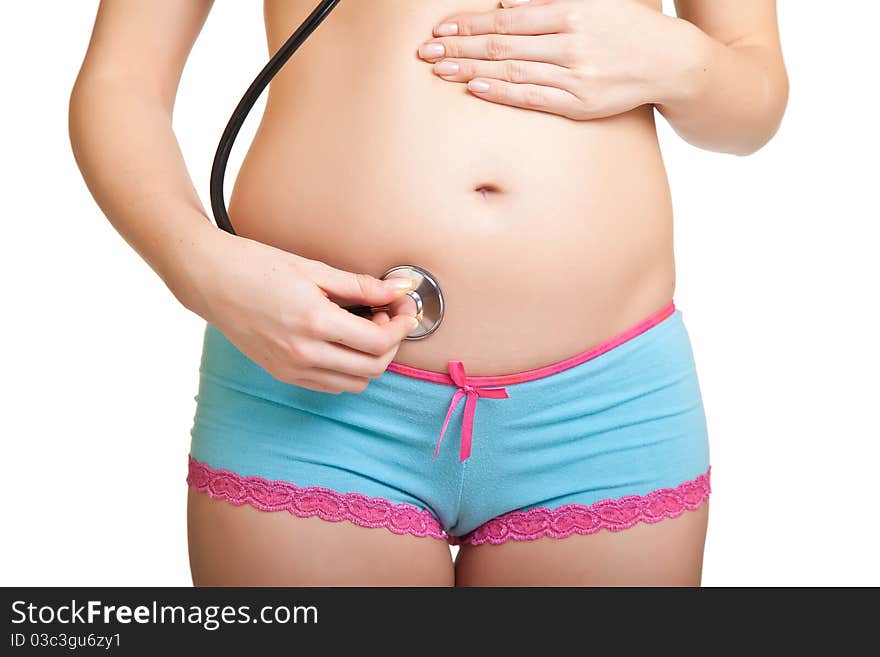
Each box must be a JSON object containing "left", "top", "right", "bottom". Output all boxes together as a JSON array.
[{"left": 1, "top": 1, "right": 877, "bottom": 586}]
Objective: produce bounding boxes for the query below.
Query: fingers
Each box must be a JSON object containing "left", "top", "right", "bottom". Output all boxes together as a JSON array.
[
  {"left": 419, "top": 0, "right": 591, "bottom": 121},
  {"left": 432, "top": 57, "right": 572, "bottom": 90},
  {"left": 294, "top": 258, "right": 420, "bottom": 355},
  {"left": 301, "top": 337, "right": 402, "bottom": 381},
  {"left": 313, "top": 302, "right": 419, "bottom": 356},
  {"left": 465, "top": 78, "right": 586, "bottom": 120},
  {"left": 306, "top": 307, "right": 400, "bottom": 380},
  {"left": 371, "top": 309, "right": 391, "bottom": 325},
  {"left": 290, "top": 308, "right": 411, "bottom": 393},
  {"left": 419, "top": 33, "right": 568, "bottom": 66},
  {"left": 277, "top": 306, "right": 414, "bottom": 393},
  {"left": 432, "top": 2, "right": 563, "bottom": 38},
  {"left": 299, "top": 257, "right": 417, "bottom": 307},
  {"left": 318, "top": 325, "right": 405, "bottom": 379}
]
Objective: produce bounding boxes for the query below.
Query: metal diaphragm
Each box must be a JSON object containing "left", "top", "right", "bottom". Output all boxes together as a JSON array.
[{"left": 380, "top": 264, "right": 445, "bottom": 340}]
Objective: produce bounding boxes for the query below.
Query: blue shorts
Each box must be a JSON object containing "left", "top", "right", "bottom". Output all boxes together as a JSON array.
[{"left": 187, "top": 300, "right": 711, "bottom": 546}]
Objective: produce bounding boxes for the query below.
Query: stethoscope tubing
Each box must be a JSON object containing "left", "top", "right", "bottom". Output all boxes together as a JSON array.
[
  {"left": 208, "top": 0, "right": 379, "bottom": 316},
  {"left": 207, "top": 0, "right": 443, "bottom": 338},
  {"left": 209, "top": 0, "right": 342, "bottom": 234}
]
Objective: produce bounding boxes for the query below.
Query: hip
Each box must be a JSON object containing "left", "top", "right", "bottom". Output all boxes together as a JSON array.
[{"left": 188, "top": 300, "right": 711, "bottom": 538}]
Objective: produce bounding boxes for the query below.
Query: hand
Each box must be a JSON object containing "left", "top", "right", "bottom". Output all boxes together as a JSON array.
[
  {"left": 188, "top": 230, "right": 421, "bottom": 394},
  {"left": 417, "top": 0, "right": 680, "bottom": 120}
]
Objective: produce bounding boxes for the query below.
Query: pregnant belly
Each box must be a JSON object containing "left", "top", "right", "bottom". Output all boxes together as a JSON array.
[{"left": 226, "top": 0, "right": 676, "bottom": 375}]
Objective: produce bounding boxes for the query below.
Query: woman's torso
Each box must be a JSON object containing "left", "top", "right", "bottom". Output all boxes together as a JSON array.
[{"left": 228, "top": 0, "right": 675, "bottom": 375}]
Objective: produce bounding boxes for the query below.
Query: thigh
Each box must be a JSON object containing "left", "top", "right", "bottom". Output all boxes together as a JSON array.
[
  {"left": 454, "top": 504, "right": 709, "bottom": 587},
  {"left": 188, "top": 488, "right": 455, "bottom": 586}
]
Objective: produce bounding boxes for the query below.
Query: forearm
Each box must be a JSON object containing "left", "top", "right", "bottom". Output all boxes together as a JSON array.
[
  {"left": 68, "top": 73, "right": 223, "bottom": 315},
  {"left": 653, "top": 16, "right": 789, "bottom": 156}
]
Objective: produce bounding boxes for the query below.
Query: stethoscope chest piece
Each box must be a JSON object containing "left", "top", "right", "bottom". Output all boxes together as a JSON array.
[
  {"left": 381, "top": 264, "right": 445, "bottom": 340},
  {"left": 207, "top": 0, "right": 444, "bottom": 342}
]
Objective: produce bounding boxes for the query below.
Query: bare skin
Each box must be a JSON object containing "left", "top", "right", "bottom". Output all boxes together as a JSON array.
[
  {"left": 187, "top": 489, "right": 455, "bottom": 587},
  {"left": 455, "top": 504, "right": 709, "bottom": 586},
  {"left": 70, "top": 0, "right": 786, "bottom": 586}
]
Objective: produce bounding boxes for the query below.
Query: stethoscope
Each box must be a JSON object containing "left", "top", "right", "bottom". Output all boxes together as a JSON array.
[{"left": 209, "top": 0, "right": 444, "bottom": 340}]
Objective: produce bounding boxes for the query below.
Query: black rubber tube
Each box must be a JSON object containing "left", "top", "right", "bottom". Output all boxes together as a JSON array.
[
  {"left": 209, "top": 0, "right": 342, "bottom": 234},
  {"left": 208, "top": 0, "right": 376, "bottom": 318}
]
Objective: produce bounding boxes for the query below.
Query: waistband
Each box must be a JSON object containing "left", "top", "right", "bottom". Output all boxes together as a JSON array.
[
  {"left": 385, "top": 300, "right": 676, "bottom": 387},
  {"left": 387, "top": 299, "right": 676, "bottom": 463}
]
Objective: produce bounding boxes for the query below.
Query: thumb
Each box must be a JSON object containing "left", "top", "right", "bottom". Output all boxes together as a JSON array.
[{"left": 300, "top": 259, "right": 417, "bottom": 306}]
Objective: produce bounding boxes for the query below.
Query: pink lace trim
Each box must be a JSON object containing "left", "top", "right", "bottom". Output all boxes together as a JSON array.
[
  {"left": 188, "top": 456, "right": 710, "bottom": 546},
  {"left": 451, "top": 468, "right": 712, "bottom": 547},
  {"left": 187, "top": 456, "right": 447, "bottom": 540}
]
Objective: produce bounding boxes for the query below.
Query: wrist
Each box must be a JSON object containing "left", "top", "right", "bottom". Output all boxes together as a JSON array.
[
  {"left": 158, "top": 216, "right": 232, "bottom": 321},
  {"left": 651, "top": 14, "right": 714, "bottom": 111}
]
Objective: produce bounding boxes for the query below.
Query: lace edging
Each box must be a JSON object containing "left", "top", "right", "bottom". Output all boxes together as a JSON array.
[
  {"left": 451, "top": 468, "right": 712, "bottom": 547},
  {"left": 187, "top": 456, "right": 447, "bottom": 540}
]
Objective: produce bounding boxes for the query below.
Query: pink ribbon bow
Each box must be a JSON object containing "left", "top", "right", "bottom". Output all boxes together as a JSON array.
[{"left": 432, "top": 360, "right": 510, "bottom": 463}]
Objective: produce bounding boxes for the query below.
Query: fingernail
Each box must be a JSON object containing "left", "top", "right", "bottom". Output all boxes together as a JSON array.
[
  {"left": 468, "top": 79, "right": 491, "bottom": 92},
  {"left": 419, "top": 42, "right": 445, "bottom": 59},
  {"left": 410, "top": 316, "right": 421, "bottom": 329},
  {"left": 434, "top": 60, "right": 460, "bottom": 76},
  {"left": 434, "top": 22, "right": 458, "bottom": 36},
  {"left": 386, "top": 277, "right": 416, "bottom": 291}
]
